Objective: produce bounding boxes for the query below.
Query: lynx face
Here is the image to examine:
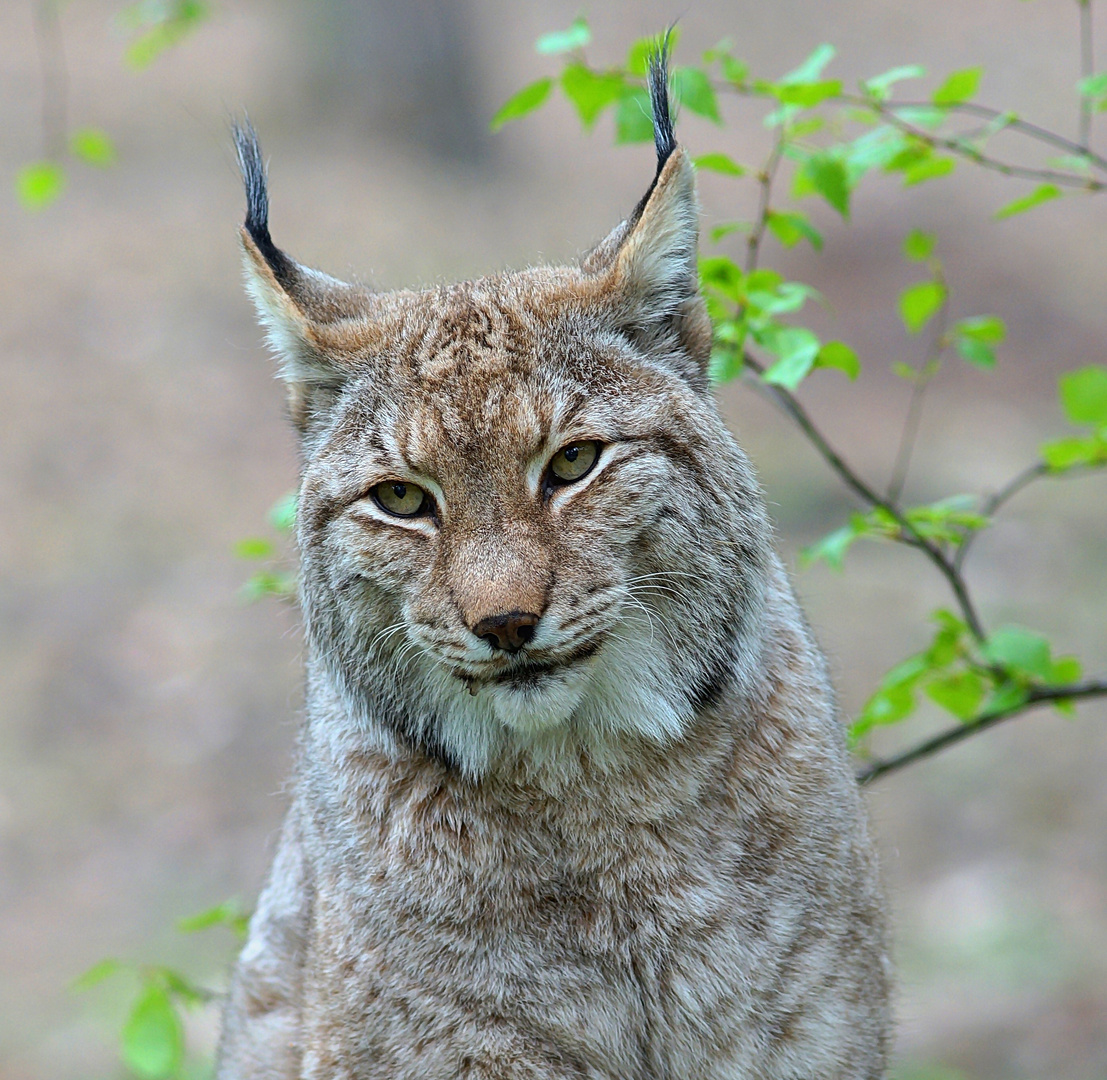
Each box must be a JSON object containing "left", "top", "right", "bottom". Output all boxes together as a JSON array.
[{"left": 236, "top": 100, "right": 772, "bottom": 778}]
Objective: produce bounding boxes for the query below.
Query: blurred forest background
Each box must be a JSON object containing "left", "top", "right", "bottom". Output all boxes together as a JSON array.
[{"left": 2, "top": 1, "right": 1105, "bottom": 1077}]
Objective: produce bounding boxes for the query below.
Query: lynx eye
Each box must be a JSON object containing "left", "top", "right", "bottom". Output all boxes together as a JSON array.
[
  {"left": 372, "top": 481, "right": 428, "bottom": 518},
  {"left": 548, "top": 441, "right": 599, "bottom": 484}
]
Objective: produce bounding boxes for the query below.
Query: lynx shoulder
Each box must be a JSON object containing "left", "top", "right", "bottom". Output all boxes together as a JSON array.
[{"left": 217, "top": 49, "right": 891, "bottom": 1080}]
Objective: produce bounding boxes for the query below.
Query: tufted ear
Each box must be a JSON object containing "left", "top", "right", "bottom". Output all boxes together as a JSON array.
[
  {"left": 580, "top": 45, "right": 712, "bottom": 386},
  {"left": 233, "top": 122, "right": 379, "bottom": 431}
]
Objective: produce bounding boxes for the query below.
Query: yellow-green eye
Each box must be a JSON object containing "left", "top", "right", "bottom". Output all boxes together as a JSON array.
[
  {"left": 372, "top": 481, "right": 427, "bottom": 517},
  {"left": 549, "top": 441, "right": 599, "bottom": 484}
]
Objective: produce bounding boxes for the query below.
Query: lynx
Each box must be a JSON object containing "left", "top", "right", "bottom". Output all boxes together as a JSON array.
[{"left": 217, "top": 50, "right": 891, "bottom": 1080}]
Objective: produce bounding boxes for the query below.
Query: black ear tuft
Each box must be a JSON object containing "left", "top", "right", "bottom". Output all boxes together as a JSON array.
[
  {"left": 232, "top": 119, "right": 297, "bottom": 287},
  {"left": 648, "top": 32, "right": 677, "bottom": 175}
]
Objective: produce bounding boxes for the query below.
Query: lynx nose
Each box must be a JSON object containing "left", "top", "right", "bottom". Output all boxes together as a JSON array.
[{"left": 472, "top": 611, "right": 540, "bottom": 653}]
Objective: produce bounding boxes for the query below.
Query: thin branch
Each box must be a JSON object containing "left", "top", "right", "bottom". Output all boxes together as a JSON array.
[
  {"left": 31, "top": 0, "right": 67, "bottom": 159},
  {"left": 745, "top": 132, "right": 785, "bottom": 274},
  {"left": 713, "top": 80, "right": 1107, "bottom": 185},
  {"left": 740, "top": 352, "right": 988, "bottom": 640},
  {"left": 857, "top": 680, "right": 1107, "bottom": 784},
  {"left": 1080, "top": 0, "right": 1095, "bottom": 152},
  {"left": 886, "top": 276, "right": 949, "bottom": 504},
  {"left": 860, "top": 97, "right": 1107, "bottom": 175},
  {"left": 954, "top": 461, "right": 1048, "bottom": 571}
]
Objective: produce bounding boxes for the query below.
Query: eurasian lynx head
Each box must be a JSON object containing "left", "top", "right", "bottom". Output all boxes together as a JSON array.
[{"left": 235, "top": 54, "right": 772, "bottom": 778}]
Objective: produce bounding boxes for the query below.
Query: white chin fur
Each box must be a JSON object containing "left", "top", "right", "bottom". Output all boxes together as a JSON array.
[{"left": 408, "top": 616, "right": 697, "bottom": 778}]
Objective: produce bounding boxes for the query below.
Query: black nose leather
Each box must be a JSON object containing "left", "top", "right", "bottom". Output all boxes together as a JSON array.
[{"left": 472, "top": 611, "right": 540, "bottom": 653}]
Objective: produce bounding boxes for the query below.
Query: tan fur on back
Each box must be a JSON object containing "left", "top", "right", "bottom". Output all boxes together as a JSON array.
[{"left": 218, "top": 95, "right": 891, "bottom": 1077}]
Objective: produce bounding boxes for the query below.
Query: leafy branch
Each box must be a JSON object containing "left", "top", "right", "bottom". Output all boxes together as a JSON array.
[{"left": 493, "top": 14, "right": 1107, "bottom": 780}]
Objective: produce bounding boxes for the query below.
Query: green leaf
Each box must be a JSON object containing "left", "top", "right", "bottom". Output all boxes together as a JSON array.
[
  {"left": 932, "top": 66, "right": 983, "bottom": 106},
  {"left": 902, "top": 229, "right": 935, "bottom": 262},
  {"left": 709, "top": 342, "right": 745, "bottom": 383},
  {"left": 1049, "top": 655, "right": 1082, "bottom": 685},
  {"left": 122, "top": 983, "right": 184, "bottom": 1079},
  {"left": 235, "top": 537, "right": 274, "bottom": 560},
  {"left": 614, "top": 87, "right": 654, "bottom": 144},
  {"left": 760, "top": 327, "right": 822, "bottom": 390},
  {"left": 699, "top": 255, "right": 744, "bottom": 301},
  {"left": 801, "top": 523, "right": 859, "bottom": 569},
  {"left": 241, "top": 570, "right": 298, "bottom": 602},
  {"left": 268, "top": 491, "right": 298, "bottom": 532},
  {"left": 798, "top": 152, "right": 851, "bottom": 219},
  {"left": 179, "top": 898, "right": 250, "bottom": 939},
  {"left": 672, "top": 67, "right": 720, "bottom": 122},
  {"left": 72, "top": 958, "right": 123, "bottom": 992},
  {"left": 693, "top": 152, "right": 746, "bottom": 177},
  {"left": 994, "top": 183, "right": 1061, "bottom": 220},
  {"left": 1040, "top": 433, "right": 1107, "bottom": 470},
  {"left": 862, "top": 64, "right": 926, "bottom": 101},
  {"left": 926, "top": 670, "right": 986, "bottom": 720},
  {"left": 535, "top": 17, "right": 591, "bottom": 55},
  {"left": 70, "top": 127, "right": 116, "bottom": 167},
  {"left": 16, "top": 160, "right": 65, "bottom": 209},
  {"left": 1077, "top": 70, "right": 1107, "bottom": 104},
  {"left": 708, "top": 221, "right": 748, "bottom": 242},
  {"left": 561, "top": 65, "right": 625, "bottom": 129},
  {"left": 490, "top": 78, "right": 554, "bottom": 131},
  {"left": 902, "top": 155, "right": 956, "bottom": 186},
  {"left": 898, "top": 279, "right": 946, "bottom": 333},
  {"left": 782, "top": 43, "right": 836, "bottom": 85},
  {"left": 955, "top": 337, "right": 996, "bottom": 369},
  {"left": 955, "top": 315, "right": 1006, "bottom": 344},
  {"left": 982, "top": 626, "right": 1054, "bottom": 681},
  {"left": 489, "top": 77, "right": 553, "bottom": 131},
  {"left": 772, "top": 80, "right": 842, "bottom": 107},
  {"left": 1059, "top": 365, "right": 1107, "bottom": 426},
  {"left": 765, "top": 210, "right": 823, "bottom": 250},
  {"left": 123, "top": 0, "right": 208, "bottom": 68},
  {"left": 814, "top": 341, "right": 860, "bottom": 379}
]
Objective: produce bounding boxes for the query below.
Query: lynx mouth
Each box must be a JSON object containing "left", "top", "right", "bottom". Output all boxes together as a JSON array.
[{"left": 453, "top": 638, "right": 603, "bottom": 694}]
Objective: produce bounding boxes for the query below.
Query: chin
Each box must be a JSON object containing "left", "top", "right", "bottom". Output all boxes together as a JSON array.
[{"left": 487, "top": 662, "right": 593, "bottom": 734}]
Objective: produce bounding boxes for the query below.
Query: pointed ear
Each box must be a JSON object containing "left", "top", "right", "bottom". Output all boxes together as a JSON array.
[
  {"left": 233, "top": 122, "right": 378, "bottom": 431},
  {"left": 580, "top": 46, "right": 712, "bottom": 386}
]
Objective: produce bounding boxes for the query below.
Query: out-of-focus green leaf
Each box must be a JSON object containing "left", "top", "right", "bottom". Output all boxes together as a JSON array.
[
  {"left": 770, "top": 80, "right": 842, "bottom": 107},
  {"left": 561, "top": 65, "right": 625, "bottom": 128},
  {"left": 123, "top": 0, "right": 208, "bottom": 68},
  {"left": 982, "top": 626, "right": 1054, "bottom": 681},
  {"left": 1040, "top": 433, "right": 1107, "bottom": 470},
  {"left": 814, "top": 340, "right": 860, "bottom": 379},
  {"left": 16, "top": 161, "right": 65, "bottom": 209},
  {"left": 862, "top": 64, "right": 926, "bottom": 101},
  {"left": 801, "top": 524, "right": 858, "bottom": 570},
  {"left": 235, "top": 537, "right": 274, "bottom": 560},
  {"left": 614, "top": 86, "right": 654, "bottom": 143},
  {"left": 782, "top": 43, "right": 836, "bottom": 85},
  {"left": 932, "top": 66, "right": 983, "bottom": 105},
  {"left": 122, "top": 983, "right": 184, "bottom": 1080},
  {"left": 902, "top": 155, "right": 955, "bottom": 186},
  {"left": 70, "top": 127, "right": 116, "bottom": 167},
  {"left": 797, "top": 152, "right": 851, "bottom": 219},
  {"left": 898, "top": 279, "right": 946, "bottom": 333},
  {"left": 672, "top": 67, "right": 720, "bottom": 122},
  {"left": 952, "top": 315, "right": 1005, "bottom": 369},
  {"left": 902, "top": 229, "right": 935, "bottom": 262},
  {"left": 1059, "top": 365, "right": 1107, "bottom": 426},
  {"left": 241, "top": 570, "right": 298, "bottom": 602},
  {"left": 535, "top": 17, "right": 591, "bottom": 55},
  {"left": 994, "top": 183, "right": 1061, "bottom": 219},
  {"left": 926, "top": 671, "right": 986, "bottom": 720},
  {"left": 178, "top": 898, "right": 250, "bottom": 939},
  {"left": 72, "top": 958, "right": 123, "bottom": 992},
  {"left": 693, "top": 152, "right": 746, "bottom": 177},
  {"left": 698, "top": 255, "right": 744, "bottom": 302},
  {"left": 766, "top": 210, "right": 823, "bottom": 250},
  {"left": 760, "top": 327, "right": 822, "bottom": 390},
  {"left": 490, "top": 78, "right": 554, "bottom": 131},
  {"left": 268, "top": 491, "right": 298, "bottom": 533}
]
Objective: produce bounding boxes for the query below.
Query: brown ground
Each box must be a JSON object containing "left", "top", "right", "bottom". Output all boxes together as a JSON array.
[{"left": 1, "top": 1, "right": 1104, "bottom": 1078}]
